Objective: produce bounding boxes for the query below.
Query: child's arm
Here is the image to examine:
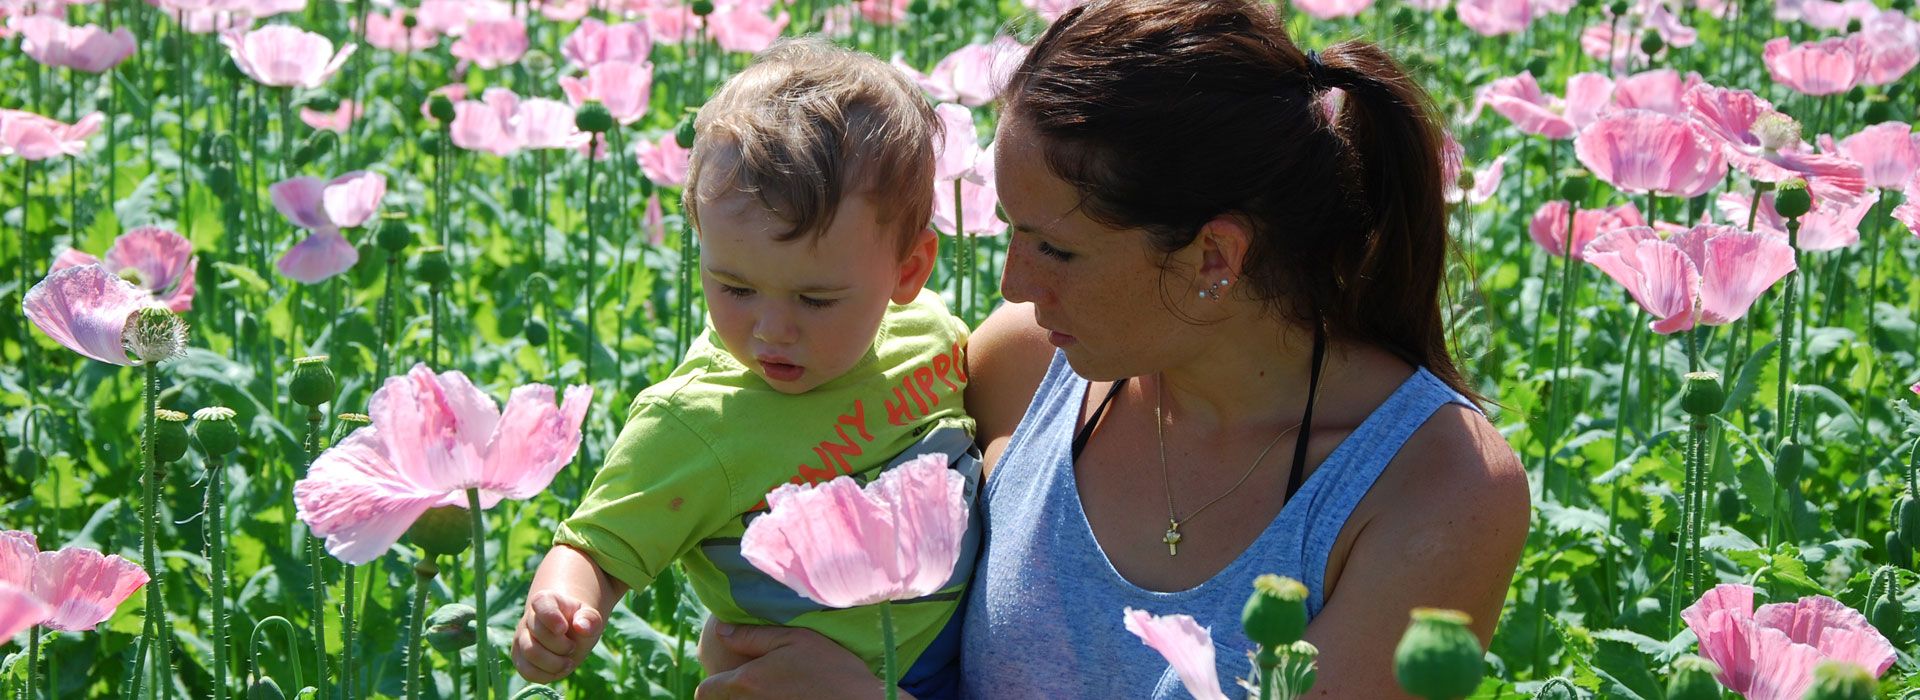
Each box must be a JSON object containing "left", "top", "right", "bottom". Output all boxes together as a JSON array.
[{"left": 511, "top": 544, "right": 630, "bottom": 683}]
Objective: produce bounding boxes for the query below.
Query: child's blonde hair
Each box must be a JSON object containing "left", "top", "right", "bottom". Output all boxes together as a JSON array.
[{"left": 684, "top": 37, "right": 941, "bottom": 258}]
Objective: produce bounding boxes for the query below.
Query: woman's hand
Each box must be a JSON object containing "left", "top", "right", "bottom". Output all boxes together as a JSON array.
[{"left": 693, "top": 620, "right": 910, "bottom": 700}]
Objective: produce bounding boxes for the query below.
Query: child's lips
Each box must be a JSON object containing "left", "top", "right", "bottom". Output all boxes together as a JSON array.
[{"left": 758, "top": 358, "right": 804, "bottom": 382}]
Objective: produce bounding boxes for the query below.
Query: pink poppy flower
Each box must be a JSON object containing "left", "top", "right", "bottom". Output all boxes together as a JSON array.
[
  {"left": 1762, "top": 36, "right": 1860, "bottom": 96},
  {"left": 293, "top": 364, "right": 592, "bottom": 565},
  {"left": 23, "top": 264, "right": 161, "bottom": 366},
  {"left": 1529, "top": 200, "right": 1644, "bottom": 259},
  {"left": 300, "top": 99, "right": 362, "bottom": 134},
  {"left": 1121, "top": 608, "right": 1230, "bottom": 700},
  {"left": 1445, "top": 154, "right": 1508, "bottom": 206},
  {"left": 1478, "top": 72, "right": 1599, "bottom": 139},
  {"left": 1824, "top": 123, "right": 1917, "bottom": 191},
  {"left": 559, "top": 60, "right": 654, "bottom": 126},
  {"left": 1684, "top": 85, "right": 1867, "bottom": 205},
  {"left": 276, "top": 231, "right": 359, "bottom": 285},
  {"left": 1, "top": 530, "right": 151, "bottom": 633},
  {"left": 1891, "top": 172, "right": 1919, "bottom": 233},
  {"left": 1642, "top": 3, "right": 1698, "bottom": 47},
  {"left": 634, "top": 133, "right": 690, "bottom": 187},
  {"left": 1848, "top": 12, "right": 1919, "bottom": 86},
  {"left": 562, "top": 18, "right": 652, "bottom": 68},
  {"left": 1575, "top": 109, "right": 1726, "bottom": 198},
  {"left": 932, "top": 103, "right": 980, "bottom": 183},
  {"left": 740, "top": 453, "right": 969, "bottom": 608},
  {"left": 415, "top": 0, "right": 473, "bottom": 35},
  {"left": 451, "top": 88, "right": 521, "bottom": 155},
  {"left": 855, "top": 0, "right": 911, "bottom": 25},
  {"left": 530, "top": 0, "right": 590, "bottom": 21},
  {"left": 51, "top": 227, "right": 197, "bottom": 313},
  {"left": 1716, "top": 190, "right": 1875, "bottom": 251},
  {"left": 0, "top": 108, "right": 104, "bottom": 160},
  {"left": 221, "top": 24, "right": 355, "bottom": 89},
  {"left": 0, "top": 584, "right": 51, "bottom": 641},
  {"left": 360, "top": 9, "right": 438, "bottom": 52},
  {"left": 1022, "top": 0, "right": 1087, "bottom": 22},
  {"left": 1781, "top": 0, "right": 1880, "bottom": 29},
  {"left": 512, "top": 98, "right": 587, "bottom": 150},
  {"left": 643, "top": 1, "right": 694, "bottom": 44},
  {"left": 707, "top": 3, "right": 789, "bottom": 54},
  {"left": 15, "top": 15, "right": 136, "bottom": 73},
  {"left": 271, "top": 171, "right": 387, "bottom": 231},
  {"left": 1612, "top": 69, "right": 1702, "bottom": 116},
  {"left": 1683, "top": 583, "right": 1895, "bottom": 700},
  {"left": 1457, "top": 0, "right": 1532, "bottom": 36},
  {"left": 643, "top": 193, "right": 666, "bottom": 247},
  {"left": 176, "top": 7, "right": 254, "bottom": 35},
  {"left": 1581, "top": 23, "right": 1646, "bottom": 74},
  {"left": 1297, "top": 0, "right": 1373, "bottom": 20},
  {"left": 450, "top": 17, "right": 527, "bottom": 70},
  {"left": 1585, "top": 224, "right": 1797, "bottom": 334},
  {"left": 910, "top": 38, "right": 1026, "bottom": 107}
]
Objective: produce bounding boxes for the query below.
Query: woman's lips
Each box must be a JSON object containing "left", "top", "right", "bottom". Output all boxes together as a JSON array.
[
  {"left": 760, "top": 360, "right": 804, "bottom": 382},
  {"left": 1048, "top": 330, "right": 1076, "bottom": 347}
]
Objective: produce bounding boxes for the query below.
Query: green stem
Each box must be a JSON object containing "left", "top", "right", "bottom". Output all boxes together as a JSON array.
[
  {"left": 880, "top": 600, "right": 898, "bottom": 700},
  {"left": 466, "top": 488, "right": 499, "bottom": 700},
  {"left": 343, "top": 559, "right": 357, "bottom": 700},
  {"left": 406, "top": 560, "right": 436, "bottom": 700},
  {"left": 208, "top": 453, "right": 231, "bottom": 700},
  {"left": 585, "top": 132, "right": 600, "bottom": 388},
  {"left": 1777, "top": 218, "right": 1800, "bottom": 446},
  {"left": 28, "top": 625, "right": 40, "bottom": 700},
  {"left": 303, "top": 407, "right": 329, "bottom": 700},
  {"left": 141, "top": 362, "right": 168, "bottom": 697}
]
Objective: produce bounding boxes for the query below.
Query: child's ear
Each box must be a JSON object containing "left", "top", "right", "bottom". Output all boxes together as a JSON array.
[{"left": 891, "top": 228, "right": 940, "bottom": 305}]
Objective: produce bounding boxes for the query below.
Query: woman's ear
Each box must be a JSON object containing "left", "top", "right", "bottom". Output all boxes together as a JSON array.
[
  {"left": 892, "top": 228, "right": 940, "bottom": 305},
  {"left": 1194, "top": 214, "right": 1255, "bottom": 288}
]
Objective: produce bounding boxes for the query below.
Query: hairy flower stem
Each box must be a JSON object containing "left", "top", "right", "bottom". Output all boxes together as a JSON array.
[
  {"left": 467, "top": 489, "right": 500, "bottom": 700},
  {"left": 406, "top": 559, "right": 437, "bottom": 700},
  {"left": 206, "top": 453, "right": 232, "bottom": 700},
  {"left": 141, "top": 362, "right": 171, "bottom": 697},
  {"left": 880, "top": 600, "right": 899, "bottom": 700},
  {"left": 585, "top": 133, "right": 600, "bottom": 387},
  {"left": 1776, "top": 218, "right": 1801, "bottom": 447},
  {"left": 378, "top": 253, "right": 400, "bottom": 382},
  {"left": 303, "top": 407, "right": 329, "bottom": 700}
]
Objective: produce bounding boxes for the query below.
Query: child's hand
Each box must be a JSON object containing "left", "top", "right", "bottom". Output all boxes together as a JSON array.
[{"left": 512, "top": 589, "right": 606, "bottom": 683}]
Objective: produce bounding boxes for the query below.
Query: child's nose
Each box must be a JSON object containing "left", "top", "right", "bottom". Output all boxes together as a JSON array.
[{"left": 752, "top": 309, "right": 800, "bottom": 345}]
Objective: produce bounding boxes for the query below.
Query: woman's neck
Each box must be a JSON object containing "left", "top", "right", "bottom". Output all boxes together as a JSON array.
[{"left": 1156, "top": 316, "right": 1336, "bottom": 431}]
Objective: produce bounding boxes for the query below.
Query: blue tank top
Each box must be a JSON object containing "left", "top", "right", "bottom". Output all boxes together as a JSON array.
[{"left": 959, "top": 351, "right": 1481, "bottom": 698}]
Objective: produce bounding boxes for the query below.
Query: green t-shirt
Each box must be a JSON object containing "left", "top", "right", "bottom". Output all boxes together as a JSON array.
[{"left": 555, "top": 288, "right": 980, "bottom": 676}]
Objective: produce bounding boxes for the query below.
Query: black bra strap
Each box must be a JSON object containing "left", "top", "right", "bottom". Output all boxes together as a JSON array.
[
  {"left": 1071, "top": 377, "right": 1130, "bottom": 461},
  {"left": 1284, "top": 322, "right": 1329, "bottom": 502}
]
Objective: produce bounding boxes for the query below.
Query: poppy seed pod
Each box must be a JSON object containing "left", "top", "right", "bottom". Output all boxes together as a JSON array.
[
  {"left": 1869, "top": 592, "right": 1901, "bottom": 640},
  {"left": 1525, "top": 56, "right": 1549, "bottom": 78},
  {"left": 209, "top": 164, "right": 238, "bottom": 199},
  {"left": 575, "top": 101, "right": 614, "bottom": 134},
  {"left": 1558, "top": 171, "right": 1591, "bottom": 203},
  {"left": 1899, "top": 496, "right": 1919, "bottom": 545},
  {"left": 1639, "top": 30, "right": 1664, "bottom": 56},
  {"left": 691, "top": 0, "right": 714, "bottom": 15},
  {"left": 424, "top": 603, "right": 478, "bottom": 654},
  {"left": 246, "top": 677, "right": 286, "bottom": 700},
  {"left": 416, "top": 245, "right": 451, "bottom": 287},
  {"left": 155, "top": 409, "right": 191, "bottom": 463},
  {"left": 376, "top": 216, "right": 411, "bottom": 252},
  {"left": 1441, "top": 6, "right": 1458, "bottom": 21},
  {"left": 401, "top": 12, "right": 418, "bottom": 28},
  {"left": 1681, "top": 371, "right": 1725, "bottom": 417},
  {"left": 1774, "top": 180, "right": 1813, "bottom": 219},
  {"left": 1393, "top": 608, "right": 1483, "bottom": 700},
  {"left": 1865, "top": 99, "right": 1892, "bottom": 123},
  {"left": 908, "top": 0, "right": 928, "bottom": 13},
  {"left": 1774, "top": 442, "right": 1806, "bottom": 490},
  {"left": 525, "top": 317, "right": 549, "bottom": 346},
  {"left": 192, "top": 406, "right": 241, "bottom": 457},
  {"left": 1243, "top": 574, "right": 1310, "bottom": 648},
  {"left": 1801, "top": 660, "right": 1877, "bottom": 700},
  {"left": 406, "top": 505, "right": 472, "bottom": 557},
  {"left": 428, "top": 94, "right": 456, "bottom": 123},
  {"left": 305, "top": 92, "right": 340, "bottom": 113},
  {"left": 289, "top": 355, "right": 337, "bottom": 408},
  {"left": 675, "top": 111, "right": 698, "bottom": 149},
  {"left": 1888, "top": 531, "right": 1911, "bottom": 569},
  {"left": 1664, "top": 655, "right": 1722, "bottom": 700},
  {"left": 1717, "top": 486, "right": 1741, "bottom": 524},
  {"left": 1608, "top": 0, "right": 1628, "bottom": 14},
  {"left": 1278, "top": 640, "right": 1319, "bottom": 693},
  {"left": 128, "top": 308, "right": 189, "bottom": 364}
]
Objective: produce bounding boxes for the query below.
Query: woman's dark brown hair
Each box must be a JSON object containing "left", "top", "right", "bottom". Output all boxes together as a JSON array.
[{"left": 1004, "top": 0, "right": 1485, "bottom": 406}]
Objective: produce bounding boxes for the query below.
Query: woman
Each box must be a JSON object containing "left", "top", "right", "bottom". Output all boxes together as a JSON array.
[{"left": 696, "top": 0, "right": 1529, "bottom": 696}]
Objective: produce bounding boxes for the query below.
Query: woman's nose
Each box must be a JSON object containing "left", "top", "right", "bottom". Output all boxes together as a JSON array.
[{"left": 1000, "top": 245, "right": 1046, "bottom": 306}]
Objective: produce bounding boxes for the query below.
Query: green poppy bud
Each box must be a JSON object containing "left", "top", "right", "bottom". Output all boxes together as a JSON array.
[
  {"left": 209, "top": 165, "right": 238, "bottom": 199},
  {"left": 425, "top": 603, "right": 478, "bottom": 654},
  {"left": 1774, "top": 180, "right": 1812, "bottom": 219},
  {"left": 1557, "top": 171, "right": 1591, "bottom": 203},
  {"left": 289, "top": 355, "right": 337, "bottom": 408},
  {"left": 1639, "top": 30, "right": 1664, "bottom": 56},
  {"left": 907, "top": 0, "right": 928, "bottom": 13},
  {"left": 691, "top": 0, "right": 714, "bottom": 15},
  {"left": 675, "top": 111, "right": 698, "bottom": 149},
  {"left": 1393, "top": 608, "right": 1484, "bottom": 700},
  {"left": 1889, "top": 530, "right": 1913, "bottom": 569},
  {"left": 511, "top": 185, "right": 532, "bottom": 212},
  {"left": 420, "top": 130, "right": 445, "bottom": 155},
  {"left": 1525, "top": 56, "right": 1550, "bottom": 78},
  {"left": 407, "top": 505, "right": 472, "bottom": 557},
  {"left": 1869, "top": 593, "right": 1901, "bottom": 641},
  {"left": 192, "top": 406, "right": 241, "bottom": 457},
  {"left": 416, "top": 245, "right": 451, "bottom": 287},
  {"left": 1441, "top": 6, "right": 1458, "bottom": 21},
  {"left": 305, "top": 92, "right": 340, "bottom": 113},
  {"left": 246, "top": 676, "right": 286, "bottom": 700},
  {"left": 1243, "top": 574, "right": 1310, "bottom": 648},
  {"left": 377, "top": 216, "right": 411, "bottom": 252},
  {"left": 1534, "top": 677, "right": 1579, "bottom": 700},
  {"left": 154, "top": 409, "right": 191, "bottom": 463},
  {"left": 575, "top": 101, "right": 614, "bottom": 134},
  {"left": 428, "top": 93, "right": 456, "bottom": 123},
  {"left": 1865, "top": 99, "right": 1892, "bottom": 123},
  {"left": 1682, "top": 371, "right": 1725, "bottom": 417},
  {"left": 1775, "top": 442, "right": 1806, "bottom": 490},
  {"left": 304, "top": 130, "right": 338, "bottom": 161},
  {"left": 525, "top": 317, "right": 550, "bottom": 346},
  {"left": 1608, "top": 0, "right": 1628, "bottom": 14},
  {"left": 1800, "top": 660, "right": 1877, "bottom": 700},
  {"left": 128, "top": 308, "right": 189, "bottom": 364},
  {"left": 402, "top": 12, "right": 418, "bottom": 28},
  {"left": 1717, "top": 486, "right": 1742, "bottom": 524},
  {"left": 1664, "top": 655, "right": 1722, "bottom": 700},
  {"left": 1845, "top": 85, "right": 1865, "bottom": 103},
  {"left": 1899, "top": 496, "right": 1920, "bottom": 545}
]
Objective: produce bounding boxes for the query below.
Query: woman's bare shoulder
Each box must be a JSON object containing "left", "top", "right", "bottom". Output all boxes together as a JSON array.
[{"left": 964, "top": 302, "right": 1056, "bottom": 460}]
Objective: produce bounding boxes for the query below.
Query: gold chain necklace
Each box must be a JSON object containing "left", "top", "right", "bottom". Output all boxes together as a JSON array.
[{"left": 1155, "top": 375, "right": 1305, "bottom": 557}]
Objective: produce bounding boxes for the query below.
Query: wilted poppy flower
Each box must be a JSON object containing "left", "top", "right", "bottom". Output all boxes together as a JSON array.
[
  {"left": 15, "top": 15, "right": 136, "bottom": 72},
  {"left": 299, "top": 99, "right": 362, "bottom": 134},
  {"left": 1528, "top": 200, "right": 1644, "bottom": 260},
  {"left": 0, "top": 109, "right": 104, "bottom": 160},
  {"left": 1685, "top": 85, "right": 1867, "bottom": 205},
  {"left": 0, "top": 530, "right": 150, "bottom": 633},
  {"left": 1574, "top": 109, "right": 1726, "bottom": 198},
  {"left": 559, "top": 61, "right": 654, "bottom": 126},
  {"left": 1121, "top": 608, "right": 1230, "bottom": 700},
  {"left": 1682, "top": 583, "right": 1895, "bottom": 700},
  {"left": 1584, "top": 224, "right": 1797, "bottom": 334},
  {"left": 1715, "top": 190, "right": 1875, "bottom": 251},
  {"left": 561, "top": 18, "right": 652, "bottom": 68},
  {"left": 293, "top": 364, "right": 592, "bottom": 565},
  {"left": 1763, "top": 36, "right": 1861, "bottom": 96},
  {"left": 1825, "top": 122, "right": 1918, "bottom": 191},
  {"left": 221, "top": 24, "right": 355, "bottom": 89},
  {"left": 740, "top": 453, "right": 969, "bottom": 608},
  {"left": 22, "top": 264, "right": 162, "bottom": 366},
  {"left": 450, "top": 17, "right": 527, "bottom": 70},
  {"left": 634, "top": 133, "right": 690, "bottom": 187},
  {"left": 52, "top": 227, "right": 197, "bottom": 313}
]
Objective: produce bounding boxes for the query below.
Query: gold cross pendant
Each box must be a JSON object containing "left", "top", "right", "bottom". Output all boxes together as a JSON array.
[{"left": 1164, "top": 520, "right": 1183, "bottom": 556}]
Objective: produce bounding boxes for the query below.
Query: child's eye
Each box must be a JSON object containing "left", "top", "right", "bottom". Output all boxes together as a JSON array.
[
  {"left": 720, "top": 285, "right": 755, "bottom": 298},
  {"left": 800, "top": 296, "right": 838, "bottom": 309},
  {"left": 1038, "top": 241, "right": 1076, "bottom": 262}
]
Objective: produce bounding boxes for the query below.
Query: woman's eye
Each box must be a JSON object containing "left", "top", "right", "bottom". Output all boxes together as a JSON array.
[
  {"left": 800, "top": 296, "right": 839, "bottom": 309},
  {"left": 720, "top": 285, "right": 755, "bottom": 298},
  {"left": 1038, "top": 241, "right": 1076, "bottom": 262}
]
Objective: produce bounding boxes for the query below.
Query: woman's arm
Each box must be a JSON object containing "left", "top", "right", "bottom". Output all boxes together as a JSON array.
[
  {"left": 963, "top": 301, "right": 1055, "bottom": 475},
  {"left": 1298, "top": 405, "right": 1531, "bottom": 697}
]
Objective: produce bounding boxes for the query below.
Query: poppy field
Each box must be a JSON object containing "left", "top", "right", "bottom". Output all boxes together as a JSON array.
[{"left": 2, "top": 0, "right": 1920, "bottom": 698}]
